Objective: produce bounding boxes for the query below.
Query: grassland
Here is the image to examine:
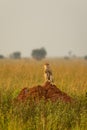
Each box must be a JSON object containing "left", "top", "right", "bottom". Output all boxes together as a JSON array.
[{"left": 0, "top": 58, "right": 87, "bottom": 130}]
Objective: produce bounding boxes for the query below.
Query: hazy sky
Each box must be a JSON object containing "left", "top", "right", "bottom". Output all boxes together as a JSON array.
[{"left": 0, "top": 0, "right": 87, "bottom": 57}]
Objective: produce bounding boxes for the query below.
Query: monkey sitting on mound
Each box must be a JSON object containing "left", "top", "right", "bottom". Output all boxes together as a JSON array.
[{"left": 44, "top": 63, "right": 54, "bottom": 83}]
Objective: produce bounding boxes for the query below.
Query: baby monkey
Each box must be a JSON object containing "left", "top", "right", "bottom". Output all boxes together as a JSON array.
[{"left": 44, "top": 63, "right": 53, "bottom": 82}]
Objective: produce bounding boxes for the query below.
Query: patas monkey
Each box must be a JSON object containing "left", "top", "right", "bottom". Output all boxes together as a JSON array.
[{"left": 44, "top": 63, "right": 53, "bottom": 82}]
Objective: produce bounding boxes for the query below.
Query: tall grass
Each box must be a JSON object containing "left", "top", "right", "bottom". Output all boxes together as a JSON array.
[{"left": 0, "top": 58, "right": 87, "bottom": 130}]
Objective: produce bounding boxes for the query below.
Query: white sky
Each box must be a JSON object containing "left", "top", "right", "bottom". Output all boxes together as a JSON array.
[{"left": 0, "top": 0, "right": 87, "bottom": 57}]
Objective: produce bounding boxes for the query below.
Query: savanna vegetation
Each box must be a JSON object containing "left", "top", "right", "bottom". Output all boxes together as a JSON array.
[{"left": 0, "top": 58, "right": 87, "bottom": 130}]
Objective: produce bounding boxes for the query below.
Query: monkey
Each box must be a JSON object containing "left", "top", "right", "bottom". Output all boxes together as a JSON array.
[{"left": 44, "top": 63, "right": 54, "bottom": 83}]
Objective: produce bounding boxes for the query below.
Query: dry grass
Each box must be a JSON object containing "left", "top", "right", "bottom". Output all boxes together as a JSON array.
[{"left": 0, "top": 58, "right": 87, "bottom": 130}]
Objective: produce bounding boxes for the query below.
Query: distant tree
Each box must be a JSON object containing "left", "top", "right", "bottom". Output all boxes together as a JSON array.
[
  {"left": 64, "top": 56, "right": 69, "bottom": 60},
  {"left": 72, "top": 54, "right": 76, "bottom": 58},
  {"left": 84, "top": 55, "right": 87, "bottom": 60},
  {"left": 10, "top": 52, "right": 21, "bottom": 59},
  {"left": 31, "top": 47, "right": 47, "bottom": 60},
  {"left": 0, "top": 55, "right": 4, "bottom": 59},
  {"left": 68, "top": 51, "right": 72, "bottom": 58}
]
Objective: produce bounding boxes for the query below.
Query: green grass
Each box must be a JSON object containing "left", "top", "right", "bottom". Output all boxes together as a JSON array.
[{"left": 0, "top": 58, "right": 87, "bottom": 130}]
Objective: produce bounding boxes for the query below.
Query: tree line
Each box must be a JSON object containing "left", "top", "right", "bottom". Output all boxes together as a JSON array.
[
  {"left": 0, "top": 48, "right": 87, "bottom": 60},
  {"left": 0, "top": 47, "right": 47, "bottom": 60}
]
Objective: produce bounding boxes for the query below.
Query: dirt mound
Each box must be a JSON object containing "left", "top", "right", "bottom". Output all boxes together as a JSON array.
[{"left": 16, "top": 81, "right": 73, "bottom": 103}]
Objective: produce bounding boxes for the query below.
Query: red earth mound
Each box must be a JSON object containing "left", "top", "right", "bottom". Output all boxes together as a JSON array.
[{"left": 16, "top": 81, "right": 73, "bottom": 103}]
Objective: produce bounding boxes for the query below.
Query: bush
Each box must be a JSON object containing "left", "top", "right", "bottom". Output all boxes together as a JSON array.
[
  {"left": 31, "top": 47, "right": 47, "bottom": 60},
  {"left": 0, "top": 55, "right": 4, "bottom": 59},
  {"left": 84, "top": 55, "right": 87, "bottom": 60},
  {"left": 9, "top": 52, "right": 21, "bottom": 59}
]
